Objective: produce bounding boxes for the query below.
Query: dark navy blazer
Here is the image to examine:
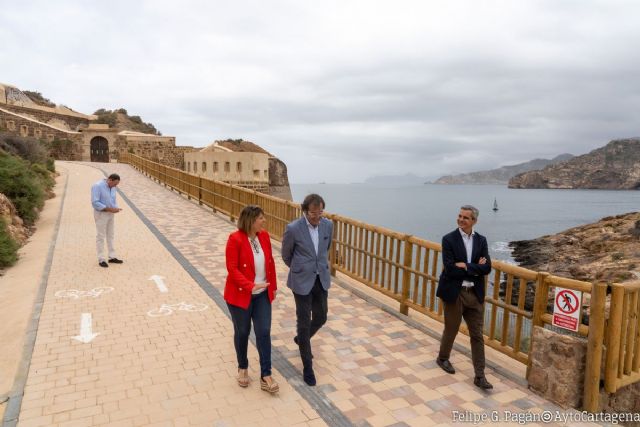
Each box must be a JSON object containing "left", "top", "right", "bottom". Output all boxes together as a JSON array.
[{"left": 435, "top": 228, "right": 492, "bottom": 304}]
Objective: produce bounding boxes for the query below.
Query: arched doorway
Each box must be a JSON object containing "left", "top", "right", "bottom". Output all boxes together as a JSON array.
[{"left": 90, "top": 136, "right": 109, "bottom": 162}]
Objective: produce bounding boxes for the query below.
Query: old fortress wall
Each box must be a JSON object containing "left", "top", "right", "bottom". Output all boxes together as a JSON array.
[{"left": 0, "top": 83, "right": 291, "bottom": 198}]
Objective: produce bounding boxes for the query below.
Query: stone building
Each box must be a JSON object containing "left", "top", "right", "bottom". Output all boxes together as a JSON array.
[
  {"left": 184, "top": 142, "right": 270, "bottom": 191},
  {"left": 0, "top": 82, "right": 189, "bottom": 168}
]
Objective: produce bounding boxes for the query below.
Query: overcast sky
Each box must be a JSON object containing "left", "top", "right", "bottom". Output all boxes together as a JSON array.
[{"left": 2, "top": 1, "right": 639, "bottom": 183}]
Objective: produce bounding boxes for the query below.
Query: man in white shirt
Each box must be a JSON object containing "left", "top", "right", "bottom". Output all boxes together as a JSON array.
[{"left": 435, "top": 205, "right": 493, "bottom": 389}]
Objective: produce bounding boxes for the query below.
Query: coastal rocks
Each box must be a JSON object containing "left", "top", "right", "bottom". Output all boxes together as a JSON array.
[
  {"left": 528, "top": 326, "right": 587, "bottom": 408},
  {"left": 510, "top": 212, "right": 640, "bottom": 284},
  {"left": 0, "top": 193, "right": 28, "bottom": 245},
  {"left": 509, "top": 138, "right": 640, "bottom": 189}
]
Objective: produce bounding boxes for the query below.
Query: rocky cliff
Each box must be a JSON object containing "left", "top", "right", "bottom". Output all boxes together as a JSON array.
[
  {"left": 510, "top": 211, "right": 640, "bottom": 283},
  {"left": 435, "top": 154, "right": 573, "bottom": 185},
  {"left": 509, "top": 138, "right": 640, "bottom": 189}
]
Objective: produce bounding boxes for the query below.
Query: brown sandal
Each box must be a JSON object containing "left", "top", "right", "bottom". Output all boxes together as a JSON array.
[
  {"left": 237, "top": 368, "right": 249, "bottom": 387},
  {"left": 260, "top": 375, "right": 279, "bottom": 394}
]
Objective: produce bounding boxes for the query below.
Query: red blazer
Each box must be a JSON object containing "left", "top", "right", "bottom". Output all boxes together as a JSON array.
[{"left": 224, "top": 229, "right": 277, "bottom": 309}]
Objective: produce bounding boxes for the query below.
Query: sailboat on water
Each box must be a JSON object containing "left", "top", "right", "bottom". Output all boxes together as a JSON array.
[{"left": 493, "top": 198, "right": 499, "bottom": 211}]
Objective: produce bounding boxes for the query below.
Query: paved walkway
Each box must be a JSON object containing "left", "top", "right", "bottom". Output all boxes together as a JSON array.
[{"left": 8, "top": 162, "right": 602, "bottom": 427}]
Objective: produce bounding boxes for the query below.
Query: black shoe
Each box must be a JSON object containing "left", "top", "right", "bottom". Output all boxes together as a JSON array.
[
  {"left": 303, "top": 368, "right": 316, "bottom": 386},
  {"left": 436, "top": 358, "right": 455, "bottom": 374},
  {"left": 99, "top": 261, "right": 108, "bottom": 268},
  {"left": 474, "top": 376, "right": 493, "bottom": 390},
  {"left": 108, "top": 258, "right": 123, "bottom": 264}
]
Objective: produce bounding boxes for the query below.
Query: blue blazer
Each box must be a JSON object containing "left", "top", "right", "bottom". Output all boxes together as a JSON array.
[
  {"left": 281, "top": 216, "right": 333, "bottom": 295},
  {"left": 436, "top": 229, "right": 491, "bottom": 304}
]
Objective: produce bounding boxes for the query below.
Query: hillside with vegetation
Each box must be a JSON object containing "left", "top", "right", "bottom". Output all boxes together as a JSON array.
[
  {"left": 93, "top": 108, "right": 161, "bottom": 135},
  {"left": 0, "top": 133, "right": 56, "bottom": 268}
]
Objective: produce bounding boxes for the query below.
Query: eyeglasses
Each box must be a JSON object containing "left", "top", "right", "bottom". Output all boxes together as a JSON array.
[{"left": 307, "top": 210, "right": 324, "bottom": 217}]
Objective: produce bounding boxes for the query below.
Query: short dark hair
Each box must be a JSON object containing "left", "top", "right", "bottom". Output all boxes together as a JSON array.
[
  {"left": 108, "top": 173, "right": 121, "bottom": 181},
  {"left": 301, "top": 193, "right": 325, "bottom": 212},
  {"left": 461, "top": 205, "right": 479, "bottom": 220},
  {"left": 237, "top": 205, "right": 264, "bottom": 234}
]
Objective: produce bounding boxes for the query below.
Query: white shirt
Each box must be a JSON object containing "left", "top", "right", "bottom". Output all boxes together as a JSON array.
[
  {"left": 304, "top": 214, "right": 319, "bottom": 255},
  {"left": 249, "top": 236, "right": 266, "bottom": 294},
  {"left": 458, "top": 228, "right": 475, "bottom": 288}
]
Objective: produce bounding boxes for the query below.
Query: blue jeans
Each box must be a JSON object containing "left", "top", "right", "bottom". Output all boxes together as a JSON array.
[{"left": 227, "top": 291, "right": 272, "bottom": 377}]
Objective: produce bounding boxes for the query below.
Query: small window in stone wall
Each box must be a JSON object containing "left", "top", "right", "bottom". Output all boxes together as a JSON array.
[
  {"left": 202, "top": 162, "right": 207, "bottom": 172},
  {"left": 214, "top": 162, "right": 219, "bottom": 172},
  {"left": 35, "top": 129, "right": 42, "bottom": 138},
  {"left": 20, "top": 125, "right": 28, "bottom": 136},
  {"left": 47, "top": 134, "right": 54, "bottom": 142},
  {"left": 264, "top": 170, "right": 268, "bottom": 178},
  {"left": 224, "top": 162, "right": 230, "bottom": 172},
  {"left": 253, "top": 169, "right": 260, "bottom": 178},
  {"left": 187, "top": 162, "right": 191, "bottom": 172},
  {"left": 236, "top": 162, "right": 242, "bottom": 172},
  {"left": 7, "top": 120, "right": 15, "bottom": 131},
  {"left": 194, "top": 162, "right": 198, "bottom": 173}
]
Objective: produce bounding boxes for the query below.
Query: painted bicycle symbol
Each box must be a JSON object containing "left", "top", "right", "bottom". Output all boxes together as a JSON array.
[
  {"left": 55, "top": 287, "right": 115, "bottom": 299},
  {"left": 147, "top": 302, "right": 209, "bottom": 317}
]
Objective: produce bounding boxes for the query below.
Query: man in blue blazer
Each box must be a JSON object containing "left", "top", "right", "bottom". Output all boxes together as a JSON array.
[
  {"left": 282, "top": 194, "right": 333, "bottom": 386},
  {"left": 435, "top": 205, "right": 493, "bottom": 389}
]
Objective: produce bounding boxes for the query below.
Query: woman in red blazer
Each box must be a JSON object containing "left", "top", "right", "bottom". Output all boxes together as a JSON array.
[{"left": 224, "top": 205, "right": 279, "bottom": 393}]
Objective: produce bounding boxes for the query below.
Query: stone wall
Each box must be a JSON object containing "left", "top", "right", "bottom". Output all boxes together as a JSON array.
[
  {"left": 528, "top": 325, "right": 640, "bottom": 426},
  {"left": 0, "top": 108, "right": 84, "bottom": 160},
  {"left": 528, "top": 326, "right": 587, "bottom": 408},
  {"left": 0, "top": 103, "right": 91, "bottom": 131}
]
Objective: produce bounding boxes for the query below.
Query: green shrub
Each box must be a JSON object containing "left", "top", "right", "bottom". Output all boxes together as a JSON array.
[
  {"left": 0, "top": 132, "right": 49, "bottom": 164},
  {"left": 46, "top": 158, "right": 55, "bottom": 172},
  {"left": 0, "top": 218, "right": 19, "bottom": 267},
  {"left": 0, "top": 152, "right": 45, "bottom": 225},
  {"left": 31, "top": 163, "right": 55, "bottom": 190}
]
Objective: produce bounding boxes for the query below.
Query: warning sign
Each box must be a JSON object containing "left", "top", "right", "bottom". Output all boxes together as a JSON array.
[{"left": 552, "top": 287, "right": 582, "bottom": 332}]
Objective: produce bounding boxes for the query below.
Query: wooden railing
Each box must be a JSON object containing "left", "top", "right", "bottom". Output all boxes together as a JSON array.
[
  {"left": 120, "top": 153, "right": 639, "bottom": 410},
  {"left": 584, "top": 280, "right": 640, "bottom": 411}
]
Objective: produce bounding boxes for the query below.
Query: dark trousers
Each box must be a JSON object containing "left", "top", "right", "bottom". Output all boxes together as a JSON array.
[
  {"left": 293, "top": 277, "right": 328, "bottom": 369},
  {"left": 227, "top": 291, "right": 272, "bottom": 377},
  {"left": 438, "top": 288, "right": 486, "bottom": 378}
]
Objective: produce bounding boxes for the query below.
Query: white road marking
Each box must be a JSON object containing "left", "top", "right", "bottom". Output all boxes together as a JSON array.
[{"left": 73, "top": 313, "right": 99, "bottom": 343}]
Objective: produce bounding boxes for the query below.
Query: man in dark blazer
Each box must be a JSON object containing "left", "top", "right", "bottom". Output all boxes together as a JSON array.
[
  {"left": 282, "top": 194, "right": 333, "bottom": 386},
  {"left": 435, "top": 205, "right": 493, "bottom": 389}
]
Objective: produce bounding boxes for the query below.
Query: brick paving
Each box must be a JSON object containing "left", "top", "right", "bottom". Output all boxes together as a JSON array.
[{"left": 12, "top": 161, "right": 604, "bottom": 427}]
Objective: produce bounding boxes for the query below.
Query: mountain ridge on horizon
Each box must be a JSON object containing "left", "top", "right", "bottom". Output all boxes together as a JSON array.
[{"left": 433, "top": 153, "right": 574, "bottom": 185}]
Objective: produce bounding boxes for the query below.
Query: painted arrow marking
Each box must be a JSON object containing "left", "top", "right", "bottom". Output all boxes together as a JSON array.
[
  {"left": 149, "top": 275, "right": 168, "bottom": 293},
  {"left": 73, "top": 313, "right": 99, "bottom": 343}
]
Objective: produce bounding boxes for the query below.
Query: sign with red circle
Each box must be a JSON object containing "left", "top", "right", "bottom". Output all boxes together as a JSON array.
[{"left": 553, "top": 287, "right": 582, "bottom": 332}]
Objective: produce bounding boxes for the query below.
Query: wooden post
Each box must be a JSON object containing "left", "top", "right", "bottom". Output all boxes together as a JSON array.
[
  {"left": 399, "top": 235, "right": 413, "bottom": 316},
  {"left": 583, "top": 281, "right": 607, "bottom": 412},
  {"left": 198, "top": 176, "right": 203, "bottom": 205},
  {"left": 604, "top": 283, "right": 625, "bottom": 393},
  {"left": 329, "top": 219, "right": 337, "bottom": 276},
  {"left": 527, "top": 272, "right": 549, "bottom": 380}
]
